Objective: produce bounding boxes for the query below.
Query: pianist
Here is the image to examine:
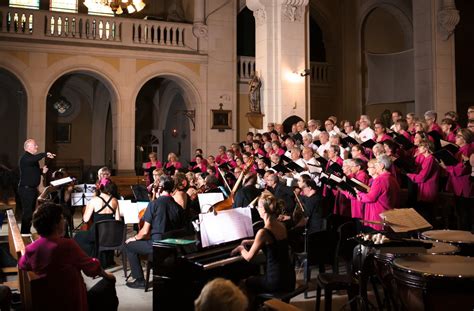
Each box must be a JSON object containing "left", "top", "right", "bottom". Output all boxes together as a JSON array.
[
  {"left": 231, "top": 192, "right": 295, "bottom": 303},
  {"left": 124, "top": 175, "right": 186, "bottom": 289}
]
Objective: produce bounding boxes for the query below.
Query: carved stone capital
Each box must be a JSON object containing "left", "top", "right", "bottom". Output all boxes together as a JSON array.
[
  {"left": 192, "top": 23, "right": 208, "bottom": 39},
  {"left": 282, "top": 4, "right": 303, "bottom": 22},
  {"left": 438, "top": 7, "right": 460, "bottom": 40},
  {"left": 253, "top": 9, "right": 266, "bottom": 26}
]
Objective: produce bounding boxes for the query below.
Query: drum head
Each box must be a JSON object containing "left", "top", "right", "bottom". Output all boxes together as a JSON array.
[
  {"left": 421, "top": 230, "right": 474, "bottom": 244},
  {"left": 428, "top": 241, "right": 459, "bottom": 255},
  {"left": 393, "top": 255, "right": 474, "bottom": 278}
]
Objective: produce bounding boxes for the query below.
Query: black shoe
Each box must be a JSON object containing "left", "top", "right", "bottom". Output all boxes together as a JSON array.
[{"left": 126, "top": 279, "right": 145, "bottom": 289}]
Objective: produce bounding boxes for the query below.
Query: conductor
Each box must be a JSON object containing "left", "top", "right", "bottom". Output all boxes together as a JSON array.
[{"left": 18, "top": 139, "right": 56, "bottom": 234}]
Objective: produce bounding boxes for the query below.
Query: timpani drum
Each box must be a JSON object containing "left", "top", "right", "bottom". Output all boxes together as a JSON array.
[
  {"left": 392, "top": 255, "right": 474, "bottom": 311},
  {"left": 421, "top": 230, "right": 474, "bottom": 256},
  {"left": 373, "top": 241, "right": 459, "bottom": 310}
]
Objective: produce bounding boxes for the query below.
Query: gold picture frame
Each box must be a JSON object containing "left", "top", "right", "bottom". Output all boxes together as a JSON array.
[{"left": 211, "top": 109, "right": 232, "bottom": 130}]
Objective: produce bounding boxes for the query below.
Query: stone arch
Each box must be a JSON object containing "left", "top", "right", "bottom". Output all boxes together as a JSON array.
[
  {"left": 308, "top": 1, "right": 335, "bottom": 63},
  {"left": 357, "top": 0, "right": 413, "bottom": 114},
  {"left": 282, "top": 115, "right": 304, "bottom": 134},
  {"left": 0, "top": 66, "right": 28, "bottom": 167},
  {"left": 132, "top": 61, "right": 204, "bottom": 153},
  {"left": 359, "top": 1, "right": 413, "bottom": 48}
]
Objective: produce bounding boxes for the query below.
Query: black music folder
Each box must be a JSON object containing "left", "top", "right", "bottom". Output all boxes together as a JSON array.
[
  {"left": 285, "top": 161, "right": 305, "bottom": 173},
  {"left": 165, "top": 165, "right": 176, "bottom": 176},
  {"left": 280, "top": 154, "right": 292, "bottom": 164},
  {"left": 433, "top": 149, "right": 458, "bottom": 166},
  {"left": 393, "top": 157, "right": 418, "bottom": 174},
  {"left": 440, "top": 140, "right": 459, "bottom": 155},
  {"left": 393, "top": 134, "right": 414, "bottom": 150},
  {"left": 314, "top": 156, "right": 328, "bottom": 168},
  {"left": 218, "top": 162, "right": 233, "bottom": 171},
  {"left": 346, "top": 177, "right": 371, "bottom": 193},
  {"left": 312, "top": 140, "right": 322, "bottom": 147},
  {"left": 191, "top": 166, "right": 202, "bottom": 173},
  {"left": 188, "top": 161, "right": 197, "bottom": 167},
  {"left": 326, "top": 162, "right": 343, "bottom": 176},
  {"left": 427, "top": 130, "right": 443, "bottom": 142},
  {"left": 341, "top": 136, "right": 359, "bottom": 148},
  {"left": 361, "top": 139, "right": 377, "bottom": 149},
  {"left": 270, "top": 164, "right": 290, "bottom": 174}
]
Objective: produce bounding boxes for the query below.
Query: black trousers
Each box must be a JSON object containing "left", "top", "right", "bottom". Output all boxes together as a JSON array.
[
  {"left": 124, "top": 240, "right": 153, "bottom": 280},
  {"left": 18, "top": 187, "right": 38, "bottom": 234},
  {"left": 87, "top": 278, "right": 118, "bottom": 311}
]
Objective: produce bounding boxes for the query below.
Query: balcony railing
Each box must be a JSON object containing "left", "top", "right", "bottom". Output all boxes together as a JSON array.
[
  {"left": 237, "top": 57, "right": 332, "bottom": 86},
  {"left": 237, "top": 56, "right": 256, "bottom": 82},
  {"left": 310, "top": 62, "right": 331, "bottom": 86},
  {"left": 0, "top": 6, "right": 198, "bottom": 52}
]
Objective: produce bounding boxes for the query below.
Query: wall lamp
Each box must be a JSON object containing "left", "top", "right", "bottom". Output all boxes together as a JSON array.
[{"left": 300, "top": 69, "right": 311, "bottom": 77}]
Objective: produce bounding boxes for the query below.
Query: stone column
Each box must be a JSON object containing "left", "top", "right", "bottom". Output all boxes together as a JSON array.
[
  {"left": 413, "top": 0, "right": 459, "bottom": 116},
  {"left": 193, "top": 0, "right": 208, "bottom": 54},
  {"left": 247, "top": 0, "right": 309, "bottom": 125}
]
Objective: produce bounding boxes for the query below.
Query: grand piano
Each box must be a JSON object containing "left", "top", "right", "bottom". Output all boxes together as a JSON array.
[
  {"left": 153, "top": 207, "right": 262, "bottom": 310},
  {"left": 152, "top": 239, "right": 261, "bottom": 310}
]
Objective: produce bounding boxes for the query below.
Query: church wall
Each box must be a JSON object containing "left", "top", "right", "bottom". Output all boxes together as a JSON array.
[
  {"left": 202, "top": 0, "right": 237, "bottom": 154},
  {"left": 361, "top": 6, "right": 413, "bottom": 120}
]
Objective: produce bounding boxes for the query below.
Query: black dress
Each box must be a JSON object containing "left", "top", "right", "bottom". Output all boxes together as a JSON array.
[
  {"left": 246, "top": 228, "right": 295, "bottom": 293},
  {"left": 74, "top": 196, "right": 116, "bottom": 261}
]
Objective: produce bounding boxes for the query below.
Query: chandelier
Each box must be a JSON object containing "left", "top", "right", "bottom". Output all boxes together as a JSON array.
[
  {"left": 84, "top": 0, "right": 146, "bottom": 15},
  {"left": 53, "top": 97, "right": 72, "bottom": 114}
]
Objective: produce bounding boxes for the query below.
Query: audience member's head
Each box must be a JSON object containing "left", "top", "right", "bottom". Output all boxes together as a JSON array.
[
  {"left": 195, "top": 278, "right": 247, "bottom": 311},
  {"left": 33, "top": 202, "right": 64, "bottom": 237}
]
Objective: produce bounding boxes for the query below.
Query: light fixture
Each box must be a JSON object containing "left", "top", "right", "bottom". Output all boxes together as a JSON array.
[
  {"left": 84, "top": 0, "right": 146, "bottom": 15},
  {"left": 300, "top": 69, "right": 311, "bottom": 77},
  {"left": 53, "top": 97, "right": 72, "bottom": 114}
]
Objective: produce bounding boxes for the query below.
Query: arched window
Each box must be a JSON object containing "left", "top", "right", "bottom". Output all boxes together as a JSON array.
[
  {"left": 50, "top": 0, "right": 78, "bottom": 13},
  {"left": 9, "top": 0, "right": 39, "bottom": 9}
]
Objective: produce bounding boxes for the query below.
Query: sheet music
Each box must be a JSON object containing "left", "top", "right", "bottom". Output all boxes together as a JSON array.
[
  {"left": 198, "top": 193, "right": 224, "bottom": 213},
  {"left": 119, "top": 201, "right": 149, "bottom": 224},
  {"left": 50, "top": 177, "right": 74, "bottom": 187},
  {"left": 71, "top": 193, "right": 95, "bottom": 206},
  {"left": 380, "top": 208, "right": 432, "bottom": 233},
  {"left": 74, "top": 184, "right": 96, "bottom": 193},
  {"left": 199, "top": 208, "right": 253, "bottom": 248}
]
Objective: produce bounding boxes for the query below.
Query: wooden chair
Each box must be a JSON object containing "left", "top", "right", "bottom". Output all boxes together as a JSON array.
[{"left": 6, "top": 209, "right": 44, "bottom": 311}]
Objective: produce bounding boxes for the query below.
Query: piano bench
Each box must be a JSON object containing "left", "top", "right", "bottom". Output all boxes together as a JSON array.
[{"left": 257, "top": 284, "right": 308, "bottom": 304}]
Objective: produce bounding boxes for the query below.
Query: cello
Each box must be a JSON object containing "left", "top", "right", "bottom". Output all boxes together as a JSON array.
[{"left": 211, "top": 156, "right": 254, "bottom": 213}]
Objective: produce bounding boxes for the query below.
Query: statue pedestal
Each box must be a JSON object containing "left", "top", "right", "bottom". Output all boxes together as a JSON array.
[{"left": 246, "top": 112, "right": 265, "bottom": 129}]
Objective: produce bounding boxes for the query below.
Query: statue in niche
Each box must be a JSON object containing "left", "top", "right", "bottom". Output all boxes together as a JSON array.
[
  {"left": 166, "top": 0, "right": 185, "bottom": 22},
  {"left": 248, "top": 73, "right": 262, "bottom": 114}
]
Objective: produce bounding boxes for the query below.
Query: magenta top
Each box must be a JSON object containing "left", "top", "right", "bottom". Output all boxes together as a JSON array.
[
  {"left": 407, "top": 154, "right": 440, "bottom": 202},
  {"left": 376, "top": 134, "right": 392, "bottom": 143},
  {"left": 19, "top": 237, "right": 102, "bottom": 311},
  {"left": 445, "top": 132, "right": 456, "bottom": 144},
  {"left": 358, "top": 171, "right": 400, "bottom": 230},
  {"left": 429, "top": 123, "right": 443, "bottom": 135},
  {"left": 445, "top": 144, "right": 474, "bottom": 197}
]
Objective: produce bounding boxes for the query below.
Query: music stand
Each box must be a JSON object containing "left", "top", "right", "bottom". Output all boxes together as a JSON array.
[{"left": 131, "top": 184, "right": 150, "bottom": 202}]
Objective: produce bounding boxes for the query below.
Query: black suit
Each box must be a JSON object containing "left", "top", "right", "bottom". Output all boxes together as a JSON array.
[
  {"left": 232, "top": 185, "right": 263, "bottom": 222},
  {"left": 18, "top": 151, "right": 46, "bottom": 234},
  {"left": 270, "top": 183, "right": 295, "bottom": 215}
]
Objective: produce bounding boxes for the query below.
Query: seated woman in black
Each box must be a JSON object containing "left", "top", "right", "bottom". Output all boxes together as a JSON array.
[
  {"left": 74, "top": 178, "right": 121, "bottom": 266},
  {"left": 231, "top": 191, "right": 295, "bottom": 297}
]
